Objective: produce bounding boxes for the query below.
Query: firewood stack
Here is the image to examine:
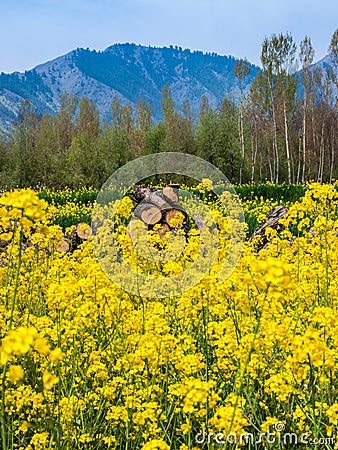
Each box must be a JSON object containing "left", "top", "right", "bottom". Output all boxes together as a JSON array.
[{"left": 130, "top": 184, "right": 188, "bottom": 235}]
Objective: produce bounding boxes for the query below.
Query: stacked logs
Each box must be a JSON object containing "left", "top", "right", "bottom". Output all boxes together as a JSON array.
[
  {"left": 0, "top": 222, "right": 93, "bottom": 261},
  {"left": 129, "top": 184, "right": 187, "bottom": 237},
  {"left": 0, "top": 185, "right": 187, "bottom": 260},
  {"left": 58, "top": 185, "right": 187, "bottom": 251},
  {"left": 56, "top": 222, "right": 93, "bottom": 253}
]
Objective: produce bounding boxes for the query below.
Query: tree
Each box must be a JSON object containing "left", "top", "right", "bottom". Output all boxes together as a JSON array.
[
  {"left": 34, "top": 114, "right": 64, "bottom": 187},
  {"left": 249, "top": 71, "right": 276, "bottom": 182},
  {"left": 196, "top": 107, "right": 219, "bottom": 165},
  {"left": 55, "top": 92, "right": 77, "bottom": 153},
  {"left": 246, "top": 85, "right": 270, "bottom": 183},
  {"left": 160, "top": 86, "right": 195, "bottom": 154},
  {"left": 260, "top": 32, "right": 298, "bottom": 183},
  {"left": 196, "top": 97, "right": 241, "bottom": 181},
  {"left": 260, "top": 39, "right": 280, "bottom": 183},
  {"left": 111, "top": 96, "right": 123, "bottom": 129},
  {"left": 132, "top": 99, "right": 152, "bottom": 156},
  {"left": 12, "top": 100, "right": 41, "bottom": 186},
  {"left": 76, "top": 97, "right": 100, "bottom": 140},
  {"left": 161, "top": 84, "right": 174, "bottom": 120},
  {"left": 199, "top": 95, "right": 210, "bottom": 121},
  {"left": 299, "top": 36, "right": 315, "bottom": 183},
  {"left": 143, "top": 122, "right": 166, "bottom": 155},
  {"left": 0, "top": 134, "right": 11, "bottom": 187},
  {"left": 234, "top": 58, "right": 251, "bottom": 184},
  {"left": 328, "top": 29, "right": 338, "bottom": 181},
  {"left": 329, "top": 28, "right": 338, "bottom": 106},
  {"left": 217, "top": 97, "right": 241, "bottom": 180}
]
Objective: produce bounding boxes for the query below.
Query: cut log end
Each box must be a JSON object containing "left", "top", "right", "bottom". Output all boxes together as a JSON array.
[
  {"left": 56, "top": 238, "right": 70, "bottom": 253},
  {"left": 165, "top": 209, "right": 185, "bottom": 228},
  {"left": 134, "top": 202, "right": 162, "bottom": 225},
  {"left": 163, "top": 186, "right": 179, "bottom": 203},
  {"left": 76, "top": 222, "right": 93, "bottom": 240},
  {"left": 131, "top": 184, "right": 186, "bottom": 230},
  {"left": 142, "top": 208, "right": 162, "bottom": 225}
]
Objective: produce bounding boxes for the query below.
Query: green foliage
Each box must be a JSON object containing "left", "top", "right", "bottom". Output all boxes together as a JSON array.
[
  {"left": 196, "top": 98, "right": 241, "bottom": 182},
  {"left": 36, "top": 182, "right": 321, "bottom": 237},
  {"left": 235, "top": 183, "right": 307, "bottom": 203},
  {"left": 143, "top": 123, "right": 166, "bottom": 154},
  {"left": 0, "top": 30, "right": 337, "bottom": 189},
  {"left": 38, "top": 187, "right": 98, "bottom": 206}
]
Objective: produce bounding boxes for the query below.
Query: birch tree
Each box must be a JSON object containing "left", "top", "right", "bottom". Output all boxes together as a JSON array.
[
  {"left": 261, "top": 33, "right": 297, "bottom": 183},
  {"left": 299, "top": 36, "right": 315, "bottom": 183},
  {"left": 234, "top": 58, "right": 251, "bottom": 184}
]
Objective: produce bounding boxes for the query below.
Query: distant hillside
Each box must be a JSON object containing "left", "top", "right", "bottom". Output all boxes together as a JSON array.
[
  {"left": 0, "top": 43, "right": 260, "bottom": 133},
  {"left": 295, "top": 54, "right": 337, "bottom": 105}
]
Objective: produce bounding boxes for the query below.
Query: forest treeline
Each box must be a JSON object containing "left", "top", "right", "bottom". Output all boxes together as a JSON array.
[{"left": 0, "top": 30, "right": 337, "bottom": 188}]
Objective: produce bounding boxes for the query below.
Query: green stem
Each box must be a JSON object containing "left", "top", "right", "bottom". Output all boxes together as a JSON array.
[
  {"left": 9, "top": 228, "right": 23, "bottom": 330},
  {"left": 1, "top": 363, "right": 8, "bottom": 450},
  {"left": 1, "top": 227, "right": 23, "bottom": 450}
]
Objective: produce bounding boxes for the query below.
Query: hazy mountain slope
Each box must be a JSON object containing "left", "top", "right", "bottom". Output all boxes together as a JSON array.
[{"left": 0, "top": 43, "right": 261, "bottom": 133}]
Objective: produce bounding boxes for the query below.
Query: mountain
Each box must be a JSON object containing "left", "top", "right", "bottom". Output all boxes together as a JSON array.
[
  {"left": 296, "top": 54, "right": 337, "bottom": 106},
  {"left": 314, "top": 54, "right": 335, "bottom": 73},
  {"left": 0, "top": 43, "right": 260, "bottom": 133}
]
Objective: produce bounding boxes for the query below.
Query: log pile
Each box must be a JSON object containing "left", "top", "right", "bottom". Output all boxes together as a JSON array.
[
  {"left": 130, "top": 184, "right": 187, "bottom": 234},
  {"left": 0, "top": 186, "right": 186, "bottom": 261}
]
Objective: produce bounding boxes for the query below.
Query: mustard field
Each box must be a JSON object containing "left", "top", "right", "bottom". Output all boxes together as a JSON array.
[{"left": 0, "top": 182, "right": 338, "bottom": 449}]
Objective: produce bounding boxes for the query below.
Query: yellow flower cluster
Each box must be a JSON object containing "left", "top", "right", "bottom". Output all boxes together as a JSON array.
[
  {"left": 47, "top": 201, "right": 93, "bottom": 224},
  {"left": 0, "top": 189, "right": 47, "bottom": 240},
  {"left": 0, "top": 183, "right": 337, "bottom": 449}
]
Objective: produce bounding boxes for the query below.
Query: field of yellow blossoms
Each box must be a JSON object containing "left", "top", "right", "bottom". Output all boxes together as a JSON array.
[{"left": 0, "top": 182, "right": 338, "bottom": 449}]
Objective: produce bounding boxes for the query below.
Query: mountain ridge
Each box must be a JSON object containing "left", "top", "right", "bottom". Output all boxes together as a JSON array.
[
  {"left": 0, "top": 43, "right": 260, "bottom": 133},
  {"left": 0, "top": 43, "right": 334, "bottom": 134}
]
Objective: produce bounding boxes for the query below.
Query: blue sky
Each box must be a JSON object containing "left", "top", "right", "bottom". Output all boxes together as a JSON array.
[{"left": 1, "top": 0, "right": 337, "bottom": 73}]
